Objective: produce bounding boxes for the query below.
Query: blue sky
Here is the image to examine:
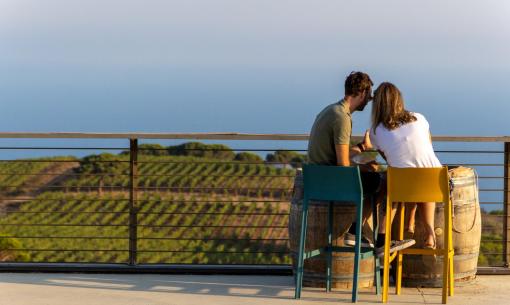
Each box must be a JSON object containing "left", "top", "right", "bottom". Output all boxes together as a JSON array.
[{"left": 0, "top": 0, "right": 509, "bottom": 135}]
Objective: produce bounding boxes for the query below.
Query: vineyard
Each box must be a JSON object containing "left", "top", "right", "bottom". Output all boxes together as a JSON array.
[
  {"left": 0, "top": 148, "right": 296, "bottom": 264},
  {"left": 0, "top": 143, "right": 504, "bottom": 266},
  {"left": 60, "top": 155, "right": 295, "bottom": 198},
  {"left": 0, "top": 157, "right": 76, "bottom": 195}
]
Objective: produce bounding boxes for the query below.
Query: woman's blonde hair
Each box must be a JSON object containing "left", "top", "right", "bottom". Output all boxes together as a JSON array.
[{"left": 371, "top": 82, "right": 416, "bottom": 133}]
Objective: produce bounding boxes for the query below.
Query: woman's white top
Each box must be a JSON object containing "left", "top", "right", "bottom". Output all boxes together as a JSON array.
[{"left": 370, "top": 112, "right": 441, "bottom": 168}]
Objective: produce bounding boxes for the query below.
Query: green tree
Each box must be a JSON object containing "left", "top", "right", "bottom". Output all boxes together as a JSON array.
[
  {"left": 265, "top": 150, "right": 307, "bottom": 168},
  {"left": 234, "top": 152, "right": 263, "bottom": 162},
  {"left": 76, "top": 153, "right": 124, "bottom": 174},
  {"left": 167, "top": 142, "right": 235, "bottom": 160},
  {"left": 136, "top": 144, "right": 168, "bottom": 156}
]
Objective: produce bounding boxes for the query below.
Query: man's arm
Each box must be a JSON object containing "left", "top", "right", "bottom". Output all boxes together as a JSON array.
[{"left": 335, "top": 144, "right": 350, "bottom": 166}]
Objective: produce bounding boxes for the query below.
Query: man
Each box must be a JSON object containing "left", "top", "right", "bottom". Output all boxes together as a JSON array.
[{"left": 307, "top": 71, "right": 414, "bottom": 255}]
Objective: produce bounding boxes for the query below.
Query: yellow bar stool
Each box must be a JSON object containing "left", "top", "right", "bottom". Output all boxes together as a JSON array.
[{"left": 382, "top": 166, "right": 454, "bottom": 304}]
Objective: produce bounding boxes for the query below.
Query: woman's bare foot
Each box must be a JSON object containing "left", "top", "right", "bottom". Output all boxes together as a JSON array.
[{"left": 423, "top": 233, "right": 436, "bottom": 249}]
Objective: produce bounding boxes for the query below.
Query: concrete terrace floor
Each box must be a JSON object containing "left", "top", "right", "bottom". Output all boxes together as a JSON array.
[{"left": 1, "top": 273, "right": 510, "bottom": 305}]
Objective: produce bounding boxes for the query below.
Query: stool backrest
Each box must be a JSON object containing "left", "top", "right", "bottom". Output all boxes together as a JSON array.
[
  {"left": 303, "top": 164, "right": 363, "bottom": 203},
  {"left": 387, "top": 166, "right": 450, "bottom": 203}
]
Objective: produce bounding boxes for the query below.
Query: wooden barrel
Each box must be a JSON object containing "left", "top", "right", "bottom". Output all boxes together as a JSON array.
[
  {"left": 394, "top": 166, "right": 481, "bottom": 287},
  {"left": 288, "top": 170, "right": 375, "bottom": 288}
]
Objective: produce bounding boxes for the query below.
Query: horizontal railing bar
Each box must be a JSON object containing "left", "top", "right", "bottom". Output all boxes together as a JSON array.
[
  {"left": 0, "top": 224, "right": 286, "bottom": 228},
  {"left": 0, "top": 197, "right": 497, "bottom": 204},
  {"left": 1, "top": 211, "right": 288, "bottom": 216},
  {"left": 0, "top": 173, "right": 295, "bottom": 178},
  {"left": 134, "top": 160, "right": 300, "bottom": 165},
  {"left": 0, "top": 132, "right": 509, "bottom": 142},
  {"left": 0, "top": 147, "right": 504, "bottom": 153},
  {"left": 137, "top": 212, "right": 289, "bottom": 215},
  {"left": 136, "top": 225, "right": 288, "bottom": 228},
  {"left": 0, "top": 172, "right": 504, "bottom": 179},
  {"left": 476, "top": 267, "right": 510, "bottom": 274},
  {"left": 0, "top": 198, "right": 130, "bottom": 202},
  {"left": 0, "top": 185, "right": 292, "bottom": 191},
  {"left": 136, "top": 200, "right": 290, "bottom": 203},
  {"left": 2, "top": 211, "right": 129, "bottom": 215},
  {"left": 0, "top": 236, "right": 288, "bottom": 241},
  {"left": 0, "top": 159, "right": 128, "bottom": 163},
  {"left": 0, "top": 198, "right": 289, "bottom": 203},
  {"left": 141, "top": 187, "right": 290, "bottom": 191},
  {"left": 3, "top": 249, "right": 127, "bottom": 252},
  {"left": 0, "top": 236, "right": 127, "bottom": 239},
  {"left": 137, "top": 237, "right": 289, "bottom": 241},
  {"left": 0, "top": 198, "right": 503, "bottom": 204},
  {"left": 445, "top": 164, "right": 505, "bottom": 166},
  {"left": 0, "top": 224, "right": 128, "bottom": 227},
  {"left": 2, "top": 249, "right": 290, "bottom": 254},
  {"left": 0, "top": 171, "right": 496, "bottom": 178},
  {"left": 0, "top": 160, "right": 504, "bottom": 167},
  {"left": 0, "top": 184, "right": 292, "bottom": 189},
  {"left": 135, "top": 174, "right": 294, "bottom": 178},
  {"left": 0, "top": 132, "right": 309, "bottom": 140},
  {"left": 136, "top": 250, "right": 289, "bottom": 254},
  {"left": 436, "top": 150, "right": 504, "bottom": 153},
  {"left": 0, "top": 173, "right": 130, "bottom": 177},
  {"left": 0, "top": 147, "right": 127, "bottom": 150},
  {"left": 138, "top": 148, "right": 307, "bottom": 152},
  {"left": 0, "top": 159, "right": 297, "bottom": 165}
]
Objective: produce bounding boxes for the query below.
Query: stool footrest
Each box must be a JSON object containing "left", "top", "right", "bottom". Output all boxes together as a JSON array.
[
  {"left": 304, "top": 246, "right": 376, "bottom": 260},
  {"left": 399, "top": 248, "right": 454, "bottom": 256}
]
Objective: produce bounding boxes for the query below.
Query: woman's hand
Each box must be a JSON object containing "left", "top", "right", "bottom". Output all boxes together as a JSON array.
[{"left": 362, "top": 130, "right": 373, "bottom": 150}]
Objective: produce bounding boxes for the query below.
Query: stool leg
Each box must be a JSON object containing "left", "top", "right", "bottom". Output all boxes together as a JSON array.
[
  {"left": 396, "top": 203, "right": 405, "bottom": 295},
  {"left": 382, "top": 198, "right": 392, "bottom": 303},
  {"left": 448, "top": 199, "right": 454, "bottom": 297},
  {"left": 327, "top": 201, "right": 333, "bottom": 292},
  {"left": 295, "top": 199, "right": 309, "bottom": 299},
  {"left": 442, "top": 200, "right": 449, "bottom": 304},
  {"left": 372, "top": 196, "right": 381, "bottom": 295},
  {"left": 352, "top": 198, "right": 363, "bottom": 303}
]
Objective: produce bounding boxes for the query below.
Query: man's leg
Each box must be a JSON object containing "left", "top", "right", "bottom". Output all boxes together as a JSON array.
[{"left": 345, "top": 172, "right": 381, "bottom": 247}]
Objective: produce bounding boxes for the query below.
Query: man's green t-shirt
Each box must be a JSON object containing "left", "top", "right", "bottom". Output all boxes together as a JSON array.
[{"left": 307, "top": 100, "right": 352, "bottom": 165}]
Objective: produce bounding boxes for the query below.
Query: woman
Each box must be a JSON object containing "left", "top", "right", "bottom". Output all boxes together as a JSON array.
[{"left": 370, "top": 82, "right": 441, "bottom": 249}]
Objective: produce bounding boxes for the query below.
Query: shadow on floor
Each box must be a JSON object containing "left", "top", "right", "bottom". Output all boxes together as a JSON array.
[{"left": 1, "top": 273, "right": 406, "bottom": 303}]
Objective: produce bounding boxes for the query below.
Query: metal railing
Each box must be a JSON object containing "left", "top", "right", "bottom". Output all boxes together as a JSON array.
[{"left": 0, "top": 133, "right": 508, "bottom": 275}]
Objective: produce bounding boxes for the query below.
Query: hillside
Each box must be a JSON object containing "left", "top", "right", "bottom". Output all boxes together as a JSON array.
[{"left": 0, "top": 143, "right": 503, "bottom": 266}]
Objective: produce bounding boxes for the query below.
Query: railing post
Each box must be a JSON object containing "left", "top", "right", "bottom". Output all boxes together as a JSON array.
[
  {"left": 129, "top": 138, "right": 138, "bottom": 265},
  {"left": 504, "top": 142, "right": 510, "bottom": 267}
]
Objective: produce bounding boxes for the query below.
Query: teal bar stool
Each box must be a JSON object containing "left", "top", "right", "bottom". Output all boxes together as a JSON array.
[{"left": 294, "top": 164, "right": 381, "bottom": 302}]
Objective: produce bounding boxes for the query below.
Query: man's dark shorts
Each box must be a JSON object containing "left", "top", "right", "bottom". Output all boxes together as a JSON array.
[{"left": 360, "top": 171, "right": 382, "bottom": 195}]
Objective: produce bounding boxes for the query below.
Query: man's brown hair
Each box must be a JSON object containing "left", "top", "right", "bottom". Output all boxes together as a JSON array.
[
  {"left": 344, "top": 71, "right": 373, "bottom": 96},
  {"left": 371, "top": 82, "right": 416, "bottom": 133}
]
